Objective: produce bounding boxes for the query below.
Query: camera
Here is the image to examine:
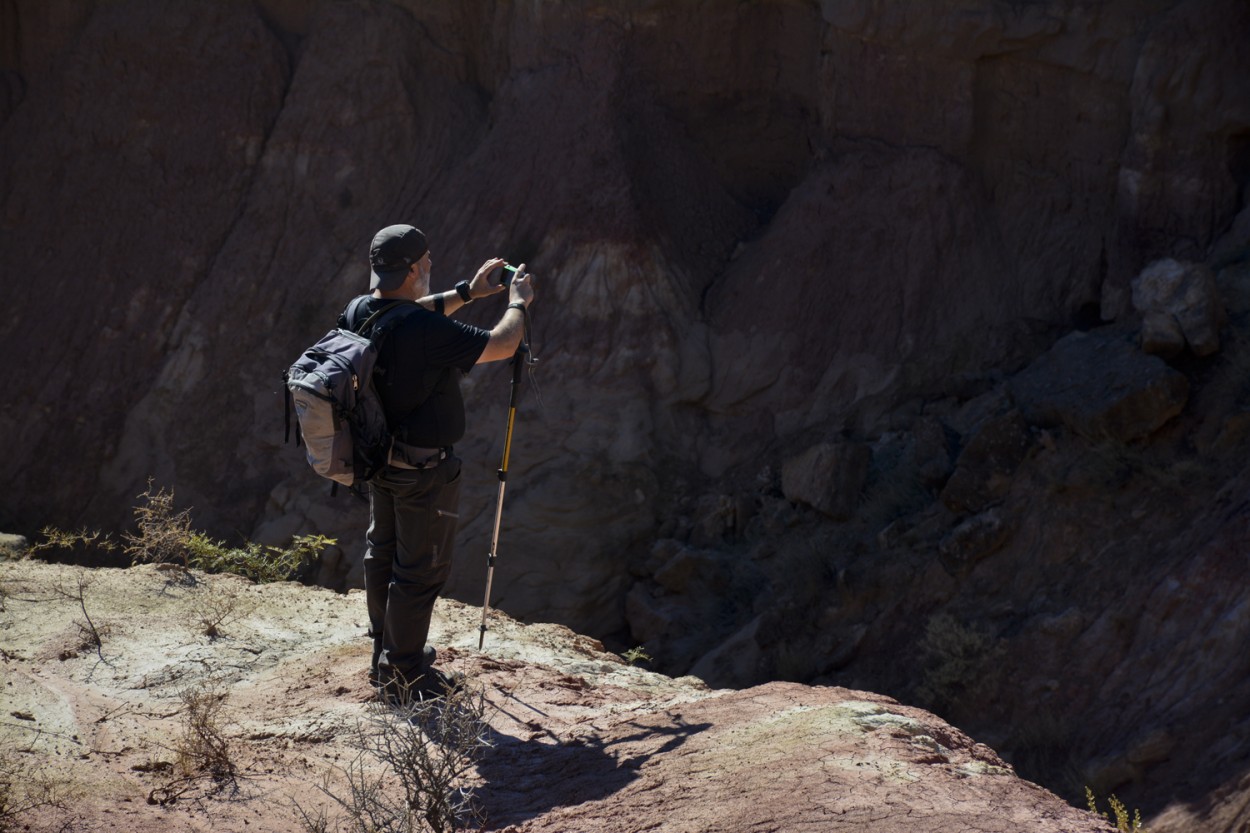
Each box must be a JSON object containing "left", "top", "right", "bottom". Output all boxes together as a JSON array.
[{"left": 496, "top": 263, "right": 519, "bottom": 287}]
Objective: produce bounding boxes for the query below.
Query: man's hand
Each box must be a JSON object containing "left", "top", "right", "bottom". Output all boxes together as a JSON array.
[
  {"left": 508, "top": 262, "right": 536, "bottom": 308},
  {"left": 476, "top": 262, "right": 538, "bottom": 364},
  {"left": 468, "top": 258, "right": 510, "bottom": 300}
]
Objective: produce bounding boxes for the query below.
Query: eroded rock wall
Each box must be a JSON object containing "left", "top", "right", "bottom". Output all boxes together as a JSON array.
[{"left": 1, "top": 0, "right": 1246, "bottom": 641}]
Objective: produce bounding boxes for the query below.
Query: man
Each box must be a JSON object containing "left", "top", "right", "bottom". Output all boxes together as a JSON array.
[{"left": 347, "top": 223, "right": 535, "bottom": 701}]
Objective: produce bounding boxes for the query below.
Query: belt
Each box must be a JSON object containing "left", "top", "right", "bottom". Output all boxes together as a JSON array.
[{"left": 389, "top": 443, "right": 451, "bottom": 470}]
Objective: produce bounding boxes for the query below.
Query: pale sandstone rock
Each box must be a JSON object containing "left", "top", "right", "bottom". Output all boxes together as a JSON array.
[{"left": 0, "top": 532, "right": 28, "bottom": 558}]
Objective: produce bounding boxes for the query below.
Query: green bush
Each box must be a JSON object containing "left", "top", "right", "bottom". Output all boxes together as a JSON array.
[
  {"left": 124, "top": 480, "right": 330, "bottom": 582},
  {"left": 183, "top": 532, "right": 333, "bottom": 585},
  {"left": 1086, "top": 787, "right": 1146, "bottom": 832},
  {"left": 622, "top": 646, "right": 653, "bottom": 666},
  {"left": 35, "top": 480, "right": 332, "bottom": 584},
  {"left": 915, "top": 612, "right": 1005, "bottom": 712}
]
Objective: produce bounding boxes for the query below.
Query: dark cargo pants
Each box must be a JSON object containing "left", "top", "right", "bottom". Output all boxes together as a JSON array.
[{"left": 364, "top": 455, "right": 462, "bottom": 686}]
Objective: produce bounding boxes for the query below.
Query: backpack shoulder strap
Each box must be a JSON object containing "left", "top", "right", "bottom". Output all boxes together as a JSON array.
[
  {"left": 338, "top": 295, "right": 371, "bottom": 331},
  {"left": 338, "top": 296, "right": 418, "bottom": 341},
  {"left": 358, "top": 300, "right": 416, "bottom": 338}
]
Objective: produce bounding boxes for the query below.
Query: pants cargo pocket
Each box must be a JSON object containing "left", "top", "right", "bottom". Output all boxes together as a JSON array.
[{"left": 428, "top": 458, "right": 462, "bottom": 570}]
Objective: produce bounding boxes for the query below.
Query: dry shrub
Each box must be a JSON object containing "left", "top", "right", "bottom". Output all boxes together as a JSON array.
[
  {"left": 0, "top": 752, "right": 72, "bottom": 832},
  {"left": 125, "top": 481, "right": 195, "bottom": 569},
  {"left": 915, "top": 612, "right": 1005, "bottom": 713},
  {"left": 28, "top": 527, "right": 118, "bottom": 560},
  {"left": 188, "top": 583, "right": 255, "bottom": 638},
  {"left": 54, "top": 570, "right": 110, "bottom": 655},
  {"left": 148, "top": 678, "right": 237, "bottom": 806},
  {"left": 297, "top": 678, "right": 492, "bottom": 833},
  {"left": 186, "top": 533, "right": 332, "bottom": 585},
  {"left": 1086, "top": 788, "right": 1147, "bottom": 832},
  {"left": 175, "top": 680, "right": 235, "bottom": 779},
  {"left": 35, "top": 481, "right": 328, "bottom": 583}
]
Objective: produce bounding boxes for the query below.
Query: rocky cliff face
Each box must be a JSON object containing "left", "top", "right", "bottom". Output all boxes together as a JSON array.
[
  {"left": 2, "top": 1, "right": 1249, "bottom": 829},
  {"left": 3, "top": 0, "right": 1245, "bottom": 627}
]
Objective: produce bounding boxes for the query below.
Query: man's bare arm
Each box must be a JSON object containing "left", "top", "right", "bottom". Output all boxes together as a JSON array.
[{"left": 477, "top": 266, "right": 536, "bottom": 364}]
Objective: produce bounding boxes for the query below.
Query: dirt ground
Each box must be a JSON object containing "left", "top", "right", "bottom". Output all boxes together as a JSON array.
[
  {"left": 0, "top": 560, "right": 1113, "bottom": 833},
  {"left": 0, "top": 560, "right": 708, "bottom": 832}
]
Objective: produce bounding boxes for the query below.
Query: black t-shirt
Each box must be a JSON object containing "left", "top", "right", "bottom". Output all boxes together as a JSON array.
[{"left": 346, "top": 296, "right": 491, "bottom": 447}]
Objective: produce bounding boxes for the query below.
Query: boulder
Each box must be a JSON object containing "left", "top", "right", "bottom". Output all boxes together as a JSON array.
[
  {"left": 909, "top": 416, "right": 959, "bottom": 490},
  {"left": 940, "top": 411, "right": 1032, "bottom": 515},
  {"left": 688, "top": 615, "right": 764, "bottom": 688},
  {"left": 1132, "top": 258, "right": 1226, "bottom": 356},
  {"left": 1008, "top": 331, "right": 1189, "bottom": 442},
  {"left": 781, "top": 441, "right": 872, "bottom": 520},
  {"left": 938, "top": 508, "right": 1014, "bottom": 577},
  {"left": 688, "top": 493, "right": 752, "bottom": 547},
  {"left": 0, "top": 533, "right": 29, "bottom": 559}
]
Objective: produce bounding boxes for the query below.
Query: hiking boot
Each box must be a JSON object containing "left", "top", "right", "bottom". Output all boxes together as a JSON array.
[
  {"left": 375, "top": 660, "right": 465, "bottom": 700},
  {"left": 414, "top": 667, "right": 465, "bottom": 700},
  {"left": 376, "top": 664, "right": 463, "bottom": 706},
  {"left": 370, "top": 644, "right": 436, "bottom": 689}
]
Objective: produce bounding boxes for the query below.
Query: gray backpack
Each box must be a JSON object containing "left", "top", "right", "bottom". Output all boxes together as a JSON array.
[{"left": 284, "top": 298, "right": 417, "bottom": 488}]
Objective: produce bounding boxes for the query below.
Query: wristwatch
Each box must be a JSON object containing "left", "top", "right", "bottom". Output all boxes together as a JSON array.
[{"left": 454, "top": 280, "right": 473, "bottom": 302}]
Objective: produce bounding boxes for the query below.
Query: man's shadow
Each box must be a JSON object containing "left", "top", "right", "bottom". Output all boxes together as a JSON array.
[{"left": 473, "top": 689, "right": 711, "bottom": 829}]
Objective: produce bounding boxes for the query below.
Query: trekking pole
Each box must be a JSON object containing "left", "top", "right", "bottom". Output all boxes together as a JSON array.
[{"left": 478, "top": 337, "right": 529, "bottom": 650}]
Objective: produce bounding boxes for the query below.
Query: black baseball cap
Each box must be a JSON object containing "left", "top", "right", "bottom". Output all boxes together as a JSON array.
[{"left": 369, "top": 224, "right": 428, "bottom": 291}]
